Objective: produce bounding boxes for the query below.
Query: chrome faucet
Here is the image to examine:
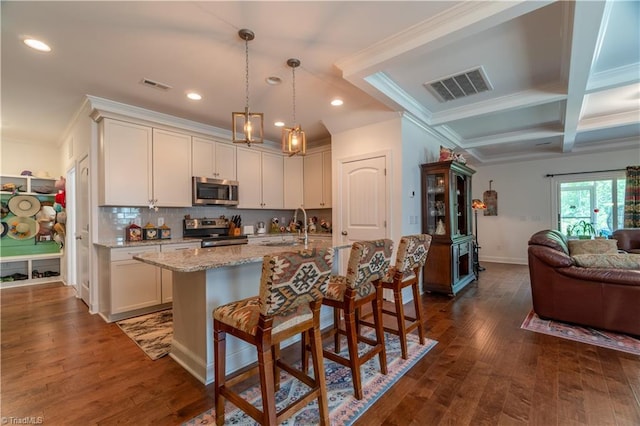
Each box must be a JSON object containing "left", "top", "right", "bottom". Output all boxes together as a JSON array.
[{"left": 293, "top": 206, "right": 308, "bottom": 246}]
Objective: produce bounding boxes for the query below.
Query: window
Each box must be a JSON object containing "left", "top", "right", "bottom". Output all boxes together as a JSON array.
[{"left": 553, "top": 172, "right": 626, "bottom": 237}]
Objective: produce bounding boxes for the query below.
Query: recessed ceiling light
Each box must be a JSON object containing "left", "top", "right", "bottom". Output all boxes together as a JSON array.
[
  {"left": 331, "top": 98, "right": 343, "bottom": 106},
  {"left": 187, "top": 92, "right": 202, "bottom": 100},
  {"left": 23, "top": 38, "right": 51, "bottom": 52},
  {"left": 274, "top": 121, "right": 285, "bottom": 127},
  {"left": 266, "top": 76, "right": 282, "bottom": 85}
]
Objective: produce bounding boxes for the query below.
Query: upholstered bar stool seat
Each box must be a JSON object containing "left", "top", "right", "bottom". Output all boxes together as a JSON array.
[
  {"left": 214, "top": 248, "right": 334, "bottom": 426},
  {"left": 305, "top": 239, "right": 393, "bottom": 400},
  {"left": 360, "top": 234, "right": 432, "bottom": 359}
]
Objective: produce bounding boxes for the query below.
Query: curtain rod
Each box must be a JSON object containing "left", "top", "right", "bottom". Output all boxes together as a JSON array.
[{"left": 545, "top": 168, "right": 626, "bottom": 178}]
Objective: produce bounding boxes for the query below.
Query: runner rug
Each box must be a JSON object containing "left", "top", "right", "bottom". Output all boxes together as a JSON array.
[
  {"left": 521, "top": 310, "right": 640, "bottom": 356},
  {"left": 116, "top": 309, "right": 173, "bottom": 360},
  {"left": 184, "top": 331, "right": 437, "bottom": 425}
]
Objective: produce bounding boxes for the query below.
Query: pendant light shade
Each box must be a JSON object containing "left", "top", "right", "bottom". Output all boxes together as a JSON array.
[
  {"left": 282, "top": 58, "right": 306, "bottom": 156},
  {"left": 232, "top": 29, "right": 263, "bottom": 146}
]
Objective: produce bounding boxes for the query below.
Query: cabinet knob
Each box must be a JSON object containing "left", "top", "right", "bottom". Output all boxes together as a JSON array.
[
  {"left": 341, "top": 231, "right": 348, "bottom": 236},
  {"left": 75, "top": 235, "right": 82, "bottom": 240}
]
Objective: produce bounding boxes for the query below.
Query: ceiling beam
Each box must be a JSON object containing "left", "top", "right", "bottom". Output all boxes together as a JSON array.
[{"left": 561, "top": 0, "right": 608, "bottom": 153}]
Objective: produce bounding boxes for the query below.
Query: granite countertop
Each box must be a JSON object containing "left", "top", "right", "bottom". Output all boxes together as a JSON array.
[
  {"left": 133, "top": 240, "right": 348, "bottom": 273},
  {"left": 247, "top": 232, "right": 332, "bottom": 239},
  {"left": 95, "top": 233, "right": 332, "bottom": 248},
  {"left": 94, "top": 238, "right": 201, "bottom": 248}
]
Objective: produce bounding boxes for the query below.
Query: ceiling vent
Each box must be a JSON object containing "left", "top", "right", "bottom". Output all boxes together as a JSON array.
[
  {"left": 140, "top": 78, "right": 172, "bottom": 91},
  {"left": 425, "top": 67, "right": 492, "bottom": 102}
]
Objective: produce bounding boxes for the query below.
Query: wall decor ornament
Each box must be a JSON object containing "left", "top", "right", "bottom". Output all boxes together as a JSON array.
[{"left": 483, "top": 180, "right": 497, "bottom": 216}]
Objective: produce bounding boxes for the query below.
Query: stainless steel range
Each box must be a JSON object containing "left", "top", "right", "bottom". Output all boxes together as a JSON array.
[{"left": 183, "top": 217, "right": 248, "bottom": 248}]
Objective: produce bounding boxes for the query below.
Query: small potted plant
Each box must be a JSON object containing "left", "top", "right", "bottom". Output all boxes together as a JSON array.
[{"left": 567, "top": 220, "right": 595, "bottom": 239}]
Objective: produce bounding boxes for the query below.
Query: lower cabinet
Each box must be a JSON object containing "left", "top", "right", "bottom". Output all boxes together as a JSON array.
[
  {"left": 159, "top": 242, "right": 200, "bottom": 303},
  {"left": 423, "top": 235, "right": 474, "bottom": 296},
  {"left": 99, "top": 243, "right": 200, "bottom": 321},
  {"left": 108, "top": 246, "right": 161, "bottom": 317}
]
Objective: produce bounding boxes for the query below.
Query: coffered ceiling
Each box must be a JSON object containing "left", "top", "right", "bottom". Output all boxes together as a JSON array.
[{"left": 2, "top": 1, "right": 638, "bottom": 165}]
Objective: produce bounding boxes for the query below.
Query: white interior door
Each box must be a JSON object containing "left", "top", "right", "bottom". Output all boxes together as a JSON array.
[
  {"left": 339, "top": 154, "right": 388, "bottom": 245},
  {"left": 66, "top": 166, "right": 77, "bottom": 289},
  {"left": 77, "top": 155, "right": 90, "bottom": 306}
]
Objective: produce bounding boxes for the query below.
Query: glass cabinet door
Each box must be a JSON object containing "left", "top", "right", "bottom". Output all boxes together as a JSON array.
[
  {"left": 425, "top": 172, "right": 447, "bottom": 236},
  {"left": 454, "top": 172, "right": 469, "bottom": 236}
]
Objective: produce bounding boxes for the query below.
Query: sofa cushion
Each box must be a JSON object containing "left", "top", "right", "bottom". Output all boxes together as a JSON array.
[
  {"left": 529, "top": 229, "right": 570, "bottom": 254},
  {"left": 572, "top": 253, "right": 640, "bottom": 270},
  {"left": 568, "top": 239, "right": 619, "bottom": 255}
]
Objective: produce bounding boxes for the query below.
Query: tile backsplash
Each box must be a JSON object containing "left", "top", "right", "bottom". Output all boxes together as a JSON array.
[{"left": 98, "top": 206, "right": 332, "bottom": 241}]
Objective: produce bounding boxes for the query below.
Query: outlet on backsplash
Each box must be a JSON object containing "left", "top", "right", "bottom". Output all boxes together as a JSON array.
[{"left": 158, "top": 217, "right": 165, "bottom": 227}]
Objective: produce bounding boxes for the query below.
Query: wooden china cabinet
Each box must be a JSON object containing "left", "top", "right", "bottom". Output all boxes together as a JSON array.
[{"left": 420, "top": 160, "right": 475, "bottom": 296}]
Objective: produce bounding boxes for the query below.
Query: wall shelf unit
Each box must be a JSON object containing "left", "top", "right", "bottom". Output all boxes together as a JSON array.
[{"left": 1, "top": 174, "right": 63, "bottom": 287}]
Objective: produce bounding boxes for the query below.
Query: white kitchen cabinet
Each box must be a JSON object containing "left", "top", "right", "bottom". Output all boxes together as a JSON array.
[
  {"left": 98, "top": 118, "right": 192, "bottom": 207},
  {"left": 283, "top": 156, "right": 304, "bottom": 209},
  {"left": 303, "top": 150, "right": 331, "bottom": 208},
  {"left": 261, "top": 151, "right": 284, "bottom": 209},
  {"left": 151, "top": 128, "right": 192, "bottom": 207},
  {"left": 160, "top": 242, "right": 200, "bottom": 302},
  {"left": 99, "top": 119, "right": 152, "bottom": 206},
  {"left": 192, "top": 137, "right": 237, "bottom": 180},
  {"left": 236, "top": 147, "right": 284, "bottom": 209},
  {"left": 109, "top": 246, "right": 161, "bottom": 315}
]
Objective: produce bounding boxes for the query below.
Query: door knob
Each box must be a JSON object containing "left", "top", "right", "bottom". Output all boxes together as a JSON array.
[
  {"left": 75, "top": 235, "right": 82, "bottom": 240},
  {"left": 341, "top": 231, "right": 348, "bottom": 236}
]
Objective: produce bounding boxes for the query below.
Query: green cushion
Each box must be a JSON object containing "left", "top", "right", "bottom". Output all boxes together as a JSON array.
[{"left": 572, "top": 254, "right": 640, "bottom": 269}]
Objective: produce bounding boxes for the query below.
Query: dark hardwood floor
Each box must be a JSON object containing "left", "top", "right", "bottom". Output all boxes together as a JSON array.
[{"left": 2, "top": 262, "right": 639, "bottom": 425}]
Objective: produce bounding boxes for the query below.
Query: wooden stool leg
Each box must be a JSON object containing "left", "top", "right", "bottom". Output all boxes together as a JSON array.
[
  {"left": 373, "top": 287, "right": 387, "bottom": 375},
  {"left": 309, "top": 324, "right": 329, "bottom": 426},
  {"left": 257, "top": 343, "right": 277, "bottom": 425},
  {"left": 273, "top": 343, "right": 281, "bottom": 391},
  {"left": 213, "top": 327, "right": 226, "bottom": 426},
  {"left": 344, "top": 308, "right": 363, "bottom": 400},
  {"left": 394, "top": 288, "right": 409, "bottom": 359},
  {"left": 412, "top": 280, "right": 426, "bottom": 345},
  {"left": 302, "top": 330, "right": 310, "bottom": 374},
  {"left": 333, "top": 307, "right": 341, "bottom": 353}
]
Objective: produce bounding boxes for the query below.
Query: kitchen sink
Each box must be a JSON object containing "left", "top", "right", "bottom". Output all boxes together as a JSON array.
[{"left": 263, "top": 241, "right": 298, "bottom": 247}]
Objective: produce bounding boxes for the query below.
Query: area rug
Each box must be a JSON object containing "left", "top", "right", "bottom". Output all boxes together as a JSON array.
[
  {"left": 183, "top": 331, "right": 437, "bottom": 425},
  {"left": 521, "top": 310, "right": 640, "bottom": 356},
  {"left": 116, "top": 309, "right": 172, "bottom": 360}
]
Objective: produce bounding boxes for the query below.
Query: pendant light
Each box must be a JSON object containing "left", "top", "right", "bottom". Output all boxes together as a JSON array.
[
  {"left": 281, "top": 58, "right": 306, "bottom": 156},
  {"left": 232, "top": 29, "right": 263, "bottom": 146}
]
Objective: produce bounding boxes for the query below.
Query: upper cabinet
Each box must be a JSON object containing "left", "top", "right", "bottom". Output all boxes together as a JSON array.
[
  {"left": 303, "top": 150, "right": 331, "bottom": 208},
  {"left": 151, "top": 128, "right": 192, "bottom": 207},
  {"left": 98, "top": 118, "right": 192, "bottom": 207},
  {"left": 236, "top": 147, "right": 284, "bottom": 209},
  {"left": 283, "top": 156, "right": 304, "bottom": 209},
  {"left": 191, "top": 137, "right": 237, "bottom": 181}
]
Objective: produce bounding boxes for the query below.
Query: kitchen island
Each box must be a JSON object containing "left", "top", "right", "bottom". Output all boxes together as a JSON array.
[{"left": 134, "top": 239, "right": 347, "bottom": 384}]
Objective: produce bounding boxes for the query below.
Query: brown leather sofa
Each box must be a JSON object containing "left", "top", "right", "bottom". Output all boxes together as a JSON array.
[
  {"left": 528, "top": 229, "right": 640, "bottom": 336},
  {"left": 613, "top": 228, "right": 640, "bottom": 254}
]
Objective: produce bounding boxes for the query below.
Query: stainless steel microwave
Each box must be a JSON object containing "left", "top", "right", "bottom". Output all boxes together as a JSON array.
[{"left": 192, "top": 177, "right": 239, "bottom": 206}]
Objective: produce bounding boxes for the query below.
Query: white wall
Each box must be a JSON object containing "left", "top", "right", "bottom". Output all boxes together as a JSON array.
[
  {"left": 0, "top": 138, "right": 62, "bottom": 177},
  {"left": 473, "top": 147, "right": 640, "bottom": 264},
  {"left": 401, "top": 118, "right": 442, "bottom": 236}
]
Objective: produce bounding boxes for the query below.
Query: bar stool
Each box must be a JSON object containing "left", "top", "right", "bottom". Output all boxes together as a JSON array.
[
  {"left": 305, "top": 239, "right": 393, "bottom": 400},
  {"left": 360, "top": 234, "right": 431, "bottom": 359},
  {"left": 213, "top": 247, "right": 334, "bottom": 426}
]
